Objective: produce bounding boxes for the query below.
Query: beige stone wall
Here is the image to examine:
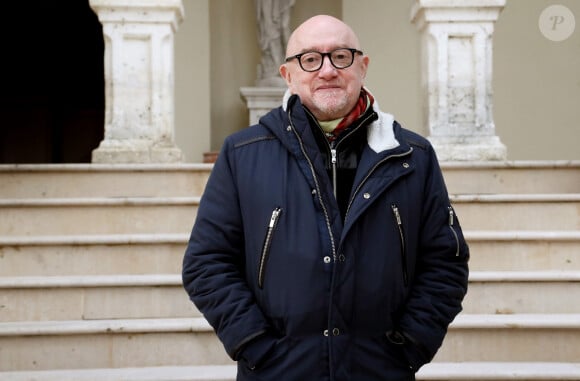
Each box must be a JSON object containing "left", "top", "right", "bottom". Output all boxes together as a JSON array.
[
  {"left": 343, "top": 0, "right": 422, "bottom": 138},
  {"left": 175, "top": 0, "right": 579, "bottom": 162},
  {"left": 174, "top": 0, "right": 210, "bottom": 162},
  {"left": 494, "top": 0, "right": 579, "bottom": 160}
]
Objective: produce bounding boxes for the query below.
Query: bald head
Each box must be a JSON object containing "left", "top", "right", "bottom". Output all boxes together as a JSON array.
[
  {"left": 279, "top": 15, "right": 369, "bottom": 121},
  {"left": 286, "top": 15, "right": 361, "bottom": 57}
]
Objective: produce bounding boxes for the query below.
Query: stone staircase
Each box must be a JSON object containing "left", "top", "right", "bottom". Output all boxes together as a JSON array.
[{"left": 0, "top": 162, "right": 579, "bottom": 380}]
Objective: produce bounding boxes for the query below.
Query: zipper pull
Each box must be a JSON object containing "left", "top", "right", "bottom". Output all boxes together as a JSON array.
[
  {"left": 269, "top": 208, "right": 281, "bottom": 228},
  {"left": 392, "top": 204, "right": 402, "bottom": 225},
  {"left": 448, "top": 206, "right": 454, "bottom": 226},
  {"left": 331, "top": 148, "right": 337, "bottom": 165}
]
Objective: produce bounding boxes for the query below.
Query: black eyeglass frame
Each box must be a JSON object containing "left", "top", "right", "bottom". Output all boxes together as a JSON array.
[{"left": 284, "top": 48, "right": 364, "bottom": 72}]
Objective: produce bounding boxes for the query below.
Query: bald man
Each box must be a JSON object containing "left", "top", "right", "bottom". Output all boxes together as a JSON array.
[{"left": 183, "top": 15, "right": 469, "bottom": 381}]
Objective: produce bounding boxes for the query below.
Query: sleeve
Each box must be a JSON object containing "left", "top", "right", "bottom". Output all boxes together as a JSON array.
[
  {"left": 181, "top": 139, "right": 277, "bottom": 363},
  {"left": 390, "top": 145, "right": 470, "bottom": 371}
]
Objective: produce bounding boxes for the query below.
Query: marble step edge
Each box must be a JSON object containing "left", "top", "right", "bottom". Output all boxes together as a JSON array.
[
  {"left": 0, "top": 163, "right": 214, "bottom": 173},
  {"left": 0, "top": 230, "right": 579, "bottom": 247},
  {"left": 1, "top": 314, "right": 580, "bottom": 337},
  {"left": 1, "top": 271, "right": 580, "bottom": 289},
  {"left": 1, "top": 160, "right": 579, "bottom": 172},
  {"left": 450, "top": 194, "right": 580, "bottom": 202},
  {"left": 1, "top": 362, "right": 580, "bottom": 381},
  {"left": 1, "top": 194, "right": 579, "bottom": 206},
  {"left": 0, "top": 197, "right": 200, "bottom": 207},
  {"left": 0, "top": 233, "right": 190, "bottom": 246}
]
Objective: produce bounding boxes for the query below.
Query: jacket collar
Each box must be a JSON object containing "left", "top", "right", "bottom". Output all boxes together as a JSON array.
[{"left": 281, "top": 87, "right": 400, "bottom": 154}]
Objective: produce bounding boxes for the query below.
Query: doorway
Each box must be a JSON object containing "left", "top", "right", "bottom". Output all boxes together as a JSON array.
[{"left": 0, "top": 1, "right": 105, "bottom": 163}]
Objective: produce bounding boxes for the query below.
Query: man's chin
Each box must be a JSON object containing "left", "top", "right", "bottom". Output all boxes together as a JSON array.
[
  {"left": 312, "top": 103, "right": 349, "bottom": 120},
  {"left": 310, "top": 92, "right": 348, "bottom": 116}
]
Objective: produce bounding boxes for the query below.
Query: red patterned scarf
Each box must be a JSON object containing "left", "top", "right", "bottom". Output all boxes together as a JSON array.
[{"left": 325, "top": 88, "right": 374, "bottom": 142}]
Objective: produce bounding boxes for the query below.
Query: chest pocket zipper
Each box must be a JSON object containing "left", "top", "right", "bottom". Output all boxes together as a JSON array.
[
  {"left": 258, "top": 207, "right": 282, "bottom": 289},
  {"left": 391, "top": 204, "right": 409, "bottom": 287}
]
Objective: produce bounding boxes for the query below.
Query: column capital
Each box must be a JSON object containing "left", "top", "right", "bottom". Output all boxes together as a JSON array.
[
  {"left": 411, "top": 0, "right": 505, "bottom": 30},
  {"left": 90, "top": 0, "right": 184, "bottom": 30}
]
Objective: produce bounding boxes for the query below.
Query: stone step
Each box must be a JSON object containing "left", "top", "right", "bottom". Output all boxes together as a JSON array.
[
  {"left": 0, "top": 164, "right": 212, "bottom": 199},
  {"left": 451, "top": 194, "right": 580, "bottom": 231},
  {"left": 1, "top": 315, "right": 579, "bottom": 371},
  {"left": 466, "top": 231, "right": 580, "bottom": 271},
  {"left": 0, "top": 234, "right": 188, "bottom": 276},
  {"left": 441, "top": 161, "right": 580, "bottom": 195},
  {"left": 418, "top": 362, "right": 580, "bottom": 380},
  {"left": 0, "top": 275, "right": 198, "bottom": 322},
  {"left": 1, "top": 231, "right": 578, "bottom": 276},
  {"left": 0, "top": 193, "right": 578, "bottom": 236},
  {"left": 2, "top": 271, "right": 578, "bottom": 322},
  {"left": 463, "top": 271, "right": 580, "bottom": 314},
  {"left": 2, "top": 362, "right": 580, "bottom": 381},
  {"left": 0, "top": 318, "right": 230, "bottom": 371},
  {"left": 434, "top": 314, "right": 580, "bottom": 363},
  {"left": 0, "top": 365, "right": 237, "bottom": 381},
  {"left": 1, "top": 161, "right": 578, "bottom": 199},
  {"left": 0, "top": 197, "right": 199, "bottom": 236}
]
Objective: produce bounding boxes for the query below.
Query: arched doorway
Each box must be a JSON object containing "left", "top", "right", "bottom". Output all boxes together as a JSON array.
[{"left": 0, "top": 1, "right": 104, "bottom": 163}]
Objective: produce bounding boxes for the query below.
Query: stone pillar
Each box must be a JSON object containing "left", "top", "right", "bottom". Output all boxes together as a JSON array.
[
  {"left": 89, "top": 0, "right": 184, "bottom": 163},
  {"left": 411, "top": 0, "right": 507, "bottom": 161}
]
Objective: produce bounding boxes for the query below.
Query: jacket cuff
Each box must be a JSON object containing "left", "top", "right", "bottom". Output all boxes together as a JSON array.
[
  {"left": 387, "top": 330, "right": 431, "bottom": 372},
  {"left": 238, "top": 334, "right": 277, "bottom": 370}
]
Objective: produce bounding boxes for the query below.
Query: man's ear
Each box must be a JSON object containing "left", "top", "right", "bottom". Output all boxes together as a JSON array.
[
  {"left": 280, "top": 64, "right": 292, "bottom": 86},
  {"left": 361, "top": 55, "right": 370, "bottom": 79}
]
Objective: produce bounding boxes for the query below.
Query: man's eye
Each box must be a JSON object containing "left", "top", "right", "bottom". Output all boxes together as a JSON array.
[{"left": 303, "top": 56, "right": 318, "bottom": 63}]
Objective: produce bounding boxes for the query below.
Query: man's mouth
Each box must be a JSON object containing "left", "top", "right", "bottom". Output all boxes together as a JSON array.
[{"left": 315, "top": 85, "right": 341, "bottom": 91}]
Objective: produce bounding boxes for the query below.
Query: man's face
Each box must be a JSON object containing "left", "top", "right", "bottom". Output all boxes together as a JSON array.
[{"left": 280, "top": 16, "right": 369, "bottom": 121}]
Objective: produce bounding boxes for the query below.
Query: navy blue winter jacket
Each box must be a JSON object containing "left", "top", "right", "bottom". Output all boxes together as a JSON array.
[{"left": 183, "top": 93, "right": 469, "bottom": 381}]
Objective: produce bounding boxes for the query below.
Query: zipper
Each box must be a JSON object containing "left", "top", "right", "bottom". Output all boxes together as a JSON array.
[
  {"left": 391, "top": 204, "right": 409, "bottom": 287},
  {"left": 288, "top": 110, "right": 337, "bottom": 262},
  {"left": 331, "top": 148, "right": 337, "bottom": 198},
  {"left": 448, "top": 206, "right": 460, "bottom": 257},
  {"left": 258, "top": 207, "right": 282, "bottom": 289}
]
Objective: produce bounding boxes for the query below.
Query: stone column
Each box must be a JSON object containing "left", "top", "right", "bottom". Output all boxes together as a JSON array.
[
  {"left": 89, "top": 0, "right": 184, "bottom": 163},
  {"left": 411, "top": 0, "right": 507, "bottom": 161}
]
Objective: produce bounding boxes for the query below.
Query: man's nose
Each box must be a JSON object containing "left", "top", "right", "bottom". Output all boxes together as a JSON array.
[{"left": 318, "top": 56, "right": 338, "bottom": 77}]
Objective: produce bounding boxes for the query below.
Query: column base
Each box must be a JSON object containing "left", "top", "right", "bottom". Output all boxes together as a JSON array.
[
  {"left": 428, "top": 135, "right": 507, "bottom": 161},
  {"left": 91, "top": 140, "right": 183, "bottom": 163},
  {"left": 240, "top": 86, "right": 287, "bottom": 126}
]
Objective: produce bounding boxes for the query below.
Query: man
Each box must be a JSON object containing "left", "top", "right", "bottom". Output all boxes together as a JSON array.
[{"left": 183, "top": 15, "right": 469, "bottom": 381}]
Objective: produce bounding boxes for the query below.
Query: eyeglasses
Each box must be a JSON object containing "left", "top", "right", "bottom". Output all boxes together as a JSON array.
[{"left": 285, "top": 48, "right": 363, "bottom": 72}]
